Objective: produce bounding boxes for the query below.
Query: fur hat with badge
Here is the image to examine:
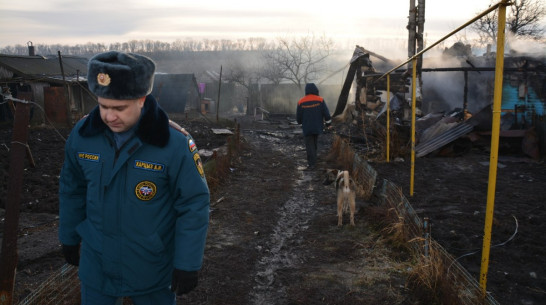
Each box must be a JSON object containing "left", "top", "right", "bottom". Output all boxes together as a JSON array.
[{"left": 87, "top": 51, "right": 155, "bottom": 100}]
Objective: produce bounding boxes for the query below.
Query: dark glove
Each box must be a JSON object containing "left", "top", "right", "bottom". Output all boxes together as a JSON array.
[
  {"left": 62, "top": 244, "right": 80, "bottom": 266},
  {"left": 171, "top": 269, "right": 198, "bottom": 295}
]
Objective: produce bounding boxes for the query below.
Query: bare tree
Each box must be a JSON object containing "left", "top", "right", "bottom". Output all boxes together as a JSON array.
[
  {"left": 263, "top": 33, "right": 334, "bottom": 88},
  {"left": 224, "top": 57, "right": 266, "bottom": 114},
  {"left": 472, "top": 0, "right": 546, "bottom": 44}
]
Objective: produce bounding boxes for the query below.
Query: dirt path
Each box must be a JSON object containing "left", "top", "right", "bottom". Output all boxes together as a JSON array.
[{"left": 181, "top": 123, "right": 412, "bottom": 305}]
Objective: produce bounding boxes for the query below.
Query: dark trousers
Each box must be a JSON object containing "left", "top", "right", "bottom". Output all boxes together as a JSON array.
[{"left": 304, "top": 134, "right": 319, "bottom": 167}]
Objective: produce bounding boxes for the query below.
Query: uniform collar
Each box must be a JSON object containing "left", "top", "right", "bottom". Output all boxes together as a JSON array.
[{"left": 78, "top": 95, "right": 170, "bottom": 147}]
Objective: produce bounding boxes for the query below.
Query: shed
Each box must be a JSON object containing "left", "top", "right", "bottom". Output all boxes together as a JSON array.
[
  {"left": 0, "top": 53, "right": 94, "bottom": 126},
  {"left": 151, "top": 74, "right": 201, "bottom": 113}
]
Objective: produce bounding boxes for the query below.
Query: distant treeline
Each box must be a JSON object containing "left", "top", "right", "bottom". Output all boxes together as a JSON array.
[{"left": 0, "top": 37, "right": 279, "bottom": 57}]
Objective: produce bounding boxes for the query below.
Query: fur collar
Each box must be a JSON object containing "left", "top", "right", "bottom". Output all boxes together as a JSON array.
[{"left": 78, "top": 95, "right": 170, "bottom": 147}]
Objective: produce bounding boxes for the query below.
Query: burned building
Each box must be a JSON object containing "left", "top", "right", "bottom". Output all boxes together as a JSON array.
[
  {"left": 151, "top": 73, "right": 201, "bottom": 114},
  {"left": 332, "top": 44, "right": 546, "bottom": 159}
]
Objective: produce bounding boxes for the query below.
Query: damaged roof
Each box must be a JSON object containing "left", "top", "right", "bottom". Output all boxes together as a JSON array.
[{"left": 0, "top": 54, "right": 88, "bottom": 82}]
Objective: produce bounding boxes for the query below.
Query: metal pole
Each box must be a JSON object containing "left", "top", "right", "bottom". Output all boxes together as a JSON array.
[
  {"left": 410, "top": 59, "right": 417, "bottom": 196},
  {"left": 216, "top": 65, "right": 222, "bottom": 122},
  {"left": 0, "top": 101, "right": 31, "bottom": 305},
  {"left": 464, "top": 71, "right": 469, "bottom": 113},
  {"left": 480, "top": 0, "right": 508, "bottom": 295},
  {"left": 386, "top": 75, "right": 391, "bottom": 162}
]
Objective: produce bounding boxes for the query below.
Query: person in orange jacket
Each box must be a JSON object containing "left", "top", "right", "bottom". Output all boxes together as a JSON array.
[{"left": 296, "top": 83, "right": 332, "bottom": 170}]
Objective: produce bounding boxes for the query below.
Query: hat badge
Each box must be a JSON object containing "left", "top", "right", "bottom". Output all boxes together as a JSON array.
[{"left": 97, "top": 73, "right": 111, "bottom": 86}]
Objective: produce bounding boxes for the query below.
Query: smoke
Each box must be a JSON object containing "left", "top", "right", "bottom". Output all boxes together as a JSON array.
[
  {"left": 504, "top": 32, "right": 546, "bottom": 57},
  {"left": 421, "top": 52, "right": 496, "bottom": 114}
]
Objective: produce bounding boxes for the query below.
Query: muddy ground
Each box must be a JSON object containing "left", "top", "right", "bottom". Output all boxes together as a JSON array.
[{"left": 0, "top": 113, "right": 545, "bottom": 305}]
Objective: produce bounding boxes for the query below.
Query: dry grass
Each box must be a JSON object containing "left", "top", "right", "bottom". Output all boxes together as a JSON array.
[
  {"left": 377, "top": 180, "right": 495, "bottom": 305},
  {"left": 404, "top": 242, "right": 490, "bottom": 305}
]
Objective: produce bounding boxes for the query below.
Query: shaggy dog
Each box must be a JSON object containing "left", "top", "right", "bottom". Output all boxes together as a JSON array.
[{"left": 323, "top": 169, "right": 356, "bottom": 227}]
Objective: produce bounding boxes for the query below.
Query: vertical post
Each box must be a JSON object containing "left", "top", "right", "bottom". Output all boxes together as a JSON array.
[
  {"left": 423, "top": 217, "right": 430, "bottom": 257},
  {"left": 463, "top": 71, "right": 468, "bottom": 114},
  {"left": 216, "top": 65, "right": 222, "bottom": 123},
  {"left": 416, "top": 0, "right": 425, "bottom": 79},
  {"left": 480, "top": 0, "right": 508, "bottom": 296},
  {"left": 0, "top": 102, "right": 31, "bottom": 305},
  {"left": 407, "top": 0, "right": 416, "bottom": 72},
  {"left": 386, "top": 75, "right": 391, "bottom": 162},
  {"left": 410, "top": 59, "right": 417, "bottom": 196},
  {"left": 58, "top": 51, "right": 71, "bottom": 126}
]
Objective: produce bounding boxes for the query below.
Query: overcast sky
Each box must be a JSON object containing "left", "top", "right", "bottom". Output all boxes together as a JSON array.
[{"left": 1, "top": 0, "right": 545, "bottom": 55}]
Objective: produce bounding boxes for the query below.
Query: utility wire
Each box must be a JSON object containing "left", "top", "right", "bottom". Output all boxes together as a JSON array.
[{"left": 447, "top": 215, "right": 518, "bottom": 273}]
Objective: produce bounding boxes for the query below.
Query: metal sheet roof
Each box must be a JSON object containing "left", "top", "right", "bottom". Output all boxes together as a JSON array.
[{"left": 0, "top": 54, "right": 88, "bottom": 80}]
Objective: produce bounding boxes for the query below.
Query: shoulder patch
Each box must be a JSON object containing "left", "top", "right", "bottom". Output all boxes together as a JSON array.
[
  {"left": 193, "top": 153, "right": 205, "bottom": 178},
  {"left": 188, "top": 138, "right": 197, "bottom": 153},
  {"left": 169, "top": 120, "right": 189, "bottom": 136}
]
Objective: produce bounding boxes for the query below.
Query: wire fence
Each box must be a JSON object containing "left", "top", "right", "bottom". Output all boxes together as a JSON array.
[
  {"left": 327, "top": 134, "right": 500, "bottom": 305},
  {"left": 18, "top": 264, "right": 80, "bottom": 305}
]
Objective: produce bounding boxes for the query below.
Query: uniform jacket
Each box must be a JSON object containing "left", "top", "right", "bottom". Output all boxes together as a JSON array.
[
  {"left": 296, "top": 83, "right": 332, "bottom": 136},
  {"left": 59, "top": 95, "right": 210, "bottom": 296}
]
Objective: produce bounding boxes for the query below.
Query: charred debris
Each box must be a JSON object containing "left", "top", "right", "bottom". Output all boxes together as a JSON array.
[{"left": 331, "top": 44, "right": 546, "bottom": 161}]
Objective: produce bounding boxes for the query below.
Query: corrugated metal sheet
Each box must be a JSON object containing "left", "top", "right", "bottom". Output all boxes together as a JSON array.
[
  {"left": 415, "top": 122, "right": 474, "bottom": 157},
  {"left": 0, "top": 54, "right": 88, "bottom": 80}
]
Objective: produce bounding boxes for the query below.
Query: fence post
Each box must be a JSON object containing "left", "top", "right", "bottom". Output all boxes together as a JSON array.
[
  {"left": 480, "top": 0, "right": 508, "bottom": 296},
  {"left": 423, "top": 217, "right": 430, "bottom": 257},
  {"left": 0, "top": 101, "right": 31, "bottom": 305}
]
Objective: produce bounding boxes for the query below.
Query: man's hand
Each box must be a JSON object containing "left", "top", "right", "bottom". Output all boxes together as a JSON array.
[
  {"left": 171, "top": 269, "right": 198, "bottom": 295},
  {"left": 62, "top": 244, "right": 80, "bottom": 266}
]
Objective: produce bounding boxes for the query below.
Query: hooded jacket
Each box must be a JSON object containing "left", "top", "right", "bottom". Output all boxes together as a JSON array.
[
  {"left": 296, "top": 83, "right": 332, "bottom": 136},
  {"left": 59, "top": 95, "right": 209, "bottom": 296}
]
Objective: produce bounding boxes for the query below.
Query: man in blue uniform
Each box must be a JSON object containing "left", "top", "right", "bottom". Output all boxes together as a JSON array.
[
  {"left": 296, "top": 83, "right": 332, "bottom": 170},
  {"left": 59, "top": 51, "right": 210, "bottom": 305}
]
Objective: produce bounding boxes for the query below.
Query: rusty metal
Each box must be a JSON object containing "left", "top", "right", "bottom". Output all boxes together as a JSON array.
[
  {"left": 0, "top": 101, "right": 31, "bottom": 305},
  {"left": 44, "top": 87, "right": 70, "bottom": 125}
]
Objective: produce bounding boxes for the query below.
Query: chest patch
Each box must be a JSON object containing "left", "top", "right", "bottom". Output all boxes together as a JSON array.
[
  {"left": 78, "top": 152, "right": 100, "bottom": 162},
  {"left": 135, "top": 181, "right": 157, "bottom": 201},
  {"left": 134, "top": 160, "right": 165, "bottom": 172}
]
